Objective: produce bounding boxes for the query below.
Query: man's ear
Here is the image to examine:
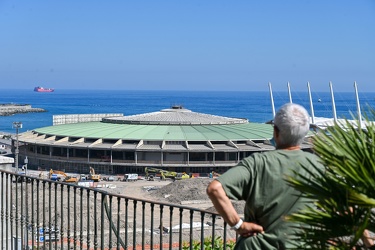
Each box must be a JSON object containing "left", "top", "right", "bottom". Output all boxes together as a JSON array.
[{"left": 273, "top": 125, "right": 279, "bottom": 138}]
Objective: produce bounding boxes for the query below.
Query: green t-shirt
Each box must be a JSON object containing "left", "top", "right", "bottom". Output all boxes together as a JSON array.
[{"left": 217, "top": 150, "right": 321, "bottom": 250}]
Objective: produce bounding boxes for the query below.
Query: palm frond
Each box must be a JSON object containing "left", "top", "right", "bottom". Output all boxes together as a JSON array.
[{"left": 286, "top": 108, "right": 375, "bottom": 249}]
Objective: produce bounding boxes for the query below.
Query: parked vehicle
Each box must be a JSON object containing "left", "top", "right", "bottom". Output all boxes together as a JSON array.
[{"left": 123, "top": 173, "right": 138, "bottom": 182}]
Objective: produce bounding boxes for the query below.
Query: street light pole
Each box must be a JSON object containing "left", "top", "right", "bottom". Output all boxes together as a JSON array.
[{"left": 12, "top": 122, "right": 22, "bottom": 173}]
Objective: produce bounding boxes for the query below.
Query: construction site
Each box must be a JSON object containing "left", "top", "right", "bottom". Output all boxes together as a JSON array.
[
  {"left": 7, "top": 167, "right": 246, "bottom": 249},
  {"left": 29, "top": 166, "right": 235, "bottom": 209}
]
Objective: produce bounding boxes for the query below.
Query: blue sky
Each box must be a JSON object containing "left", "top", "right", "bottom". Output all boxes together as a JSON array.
[{"left": 1, "top": 1, "right": 374, "bottom": 92}]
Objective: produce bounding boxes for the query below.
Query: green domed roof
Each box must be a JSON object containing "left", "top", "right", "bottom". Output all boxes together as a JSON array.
[
  {"left": 31, "top": 107, "right": 273, "bottom": 141},
  {"left": 33, "top": 121, "right": 273, "bottom": 141}
]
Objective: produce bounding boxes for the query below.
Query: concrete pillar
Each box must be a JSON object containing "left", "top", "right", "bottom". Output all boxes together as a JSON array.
[{"left": 0, "top": 156, "right": 15, "bottom": 249}]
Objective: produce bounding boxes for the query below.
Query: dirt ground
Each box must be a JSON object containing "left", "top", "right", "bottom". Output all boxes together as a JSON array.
[
  {"left": 26, "top": 169, "right": 245, "bottom": 213},
  {"left": 25, "top": 169, "right": 246, "bottom": 218},
  {"left": 106, "top": 177, "right": 214, "bottom": 203},
  {"left": 82, "top": 175, "right": 245, "bottom": 214}
]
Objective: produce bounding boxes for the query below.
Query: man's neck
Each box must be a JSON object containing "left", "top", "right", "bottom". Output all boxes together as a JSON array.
[{"left": 277, "top": 145, "right": 301, "bottom": 151}]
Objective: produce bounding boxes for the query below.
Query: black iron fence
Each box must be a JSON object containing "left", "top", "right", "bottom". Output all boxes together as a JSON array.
[{"left": 0, "top": 170, "right": 237, "bottom": 249}]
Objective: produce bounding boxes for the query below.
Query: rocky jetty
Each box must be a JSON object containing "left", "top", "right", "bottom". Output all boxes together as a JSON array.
[{"left": 0, "top": 103, "right": 47, "bottom": 116}]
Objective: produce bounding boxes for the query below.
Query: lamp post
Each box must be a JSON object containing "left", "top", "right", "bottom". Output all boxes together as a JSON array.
[{"left": 12, "top": 122, "right": 22, "bottom": 173}]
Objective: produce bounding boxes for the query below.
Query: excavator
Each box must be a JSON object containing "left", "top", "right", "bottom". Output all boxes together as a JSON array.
[
  {"left": 88, "top": 167, "right": 101, "bottom": 182},
  {"left": 144, "top": 167, "right": 190, "bottom": 181},
  {"left": 49, "top": 169, "right": 79, "bottom": 183}
]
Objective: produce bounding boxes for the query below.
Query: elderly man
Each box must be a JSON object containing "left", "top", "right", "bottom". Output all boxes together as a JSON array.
[{"left": 207, "top": 103, "right": 322, "bottom": 249}]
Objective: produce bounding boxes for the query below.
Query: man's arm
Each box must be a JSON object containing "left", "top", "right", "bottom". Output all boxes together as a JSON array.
[{"left": 206, "top": 180, "right": 264, "bottom": 237}]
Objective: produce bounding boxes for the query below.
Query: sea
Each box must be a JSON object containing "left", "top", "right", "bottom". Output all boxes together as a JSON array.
[{"left": 1, "top": 89, "right": 375, "bottom": 134}]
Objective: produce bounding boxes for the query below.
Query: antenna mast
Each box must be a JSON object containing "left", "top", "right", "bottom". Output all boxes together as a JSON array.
[
  {"left": 268, "top": 82, "right": 276, "bottom": 118},
  {"left": 287, "top": 82, "right": 293, "bottom": 103},
  {"left": 354, "top": 81, "right": 362, "bottom": 130},
  {"left": 307, "top": 82, "right": 315, "bottom": 124},
  {"left": 329, "top": 81, "right": 337, "bottom": 123}
]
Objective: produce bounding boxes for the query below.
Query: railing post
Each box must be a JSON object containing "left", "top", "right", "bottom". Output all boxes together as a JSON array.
[
  {"left": 125, "top": 198, "right": 129, "bottom": 249},
  {"left": 150, "top": 202, "right": 154, "bottom": 249},
  {"left": 48, "top": 181, "right": 52, "bottom": 246},
  {"left": 100, "top": 193, "right": 105, "bottom": 249},
  {"left": 54, "top": 181, "right": 58, "bottom": 248},
  {"left": 159, "top": 204, "right": 164, "bottom": 250},
  {"left": 80, "top": 187, "right": 84, "bottom": 249},
  {"left": 60, "top": 185, "right": 64, "bottom": 250},
  {"left": 142, "top": 201, "right": 146, "bottom": 249},
  {"left": 133, "top": 200, "right": 137, "bottom": 249},
  {"left": 211, "top": 214, "right": 216, "bottom": 249},
  {"left": 31, "top": 179, "right": 36, "bottom": 250},
  {"left": 67, "top": 185, "right": 71, "bottom": 250},
  {"left": 200, "top": 211, "right": 205, "bottom": 250},
  {"left": 74, "top": 185, "right": 77, "bottom": 249},
  {"left": 179, "top": 208, "right": 183, "bottom": 249},
  {"left": 169, "top": 206, "right": 173, "bottom": 250},
  {"left": 42, "top": 180, "right": 47, "bottom": 249},
  {"left": 87, "top": 189, "right": 91, "bottom": 250},
  {"left": 108, "top": 195, "right": 113, "bottom": 249},
  {"left": 14, "top": 176, "right": 19, "bottom": 250},
  {"left": 116, "top": 197, "right": 121, "bottom": 250},
  {"left": 94, "top": 190, "right": 98, "bottom": 250},
  {"left": 0, "top": 172, "right": 12, "bottom": 250},
  {"left": 189, "top": 210, "right": 194, "bottom": 248},
  {"left": 36, "top": 180, "right": 40, "bottom": 248}
]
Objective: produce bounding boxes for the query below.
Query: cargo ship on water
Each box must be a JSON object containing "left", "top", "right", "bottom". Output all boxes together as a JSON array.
[{"left": 34, "top": 86, "right": 54, "bottom": 92}]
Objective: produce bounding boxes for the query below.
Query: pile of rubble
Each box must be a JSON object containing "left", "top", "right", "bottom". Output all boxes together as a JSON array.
[{"left": 149, "top": 178, "right": 246, "bottom": 214}]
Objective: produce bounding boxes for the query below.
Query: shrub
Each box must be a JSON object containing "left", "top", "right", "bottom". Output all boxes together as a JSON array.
[{"left": 182, "top": 236, "right": 235, "bottom": 250}]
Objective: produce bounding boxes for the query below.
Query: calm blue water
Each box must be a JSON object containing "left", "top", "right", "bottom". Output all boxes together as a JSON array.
[{"left": 1, "top": 89, "right": 375, "bottom": 134}]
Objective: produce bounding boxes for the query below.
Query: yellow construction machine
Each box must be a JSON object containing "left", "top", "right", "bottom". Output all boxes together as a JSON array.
[
  {"left": 145, "top": 167, "right": 190, "bottom": 180},
  {"left": 88, "top": 167, "right": 101, "bottom": 182},
  {"left": 49, "top": 169, "right": 79, "bottom": 183},
  {"left": 175, "top": 172, "right": 190, "bottom": 180}
]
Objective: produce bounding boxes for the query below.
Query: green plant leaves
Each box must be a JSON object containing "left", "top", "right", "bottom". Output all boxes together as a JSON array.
[{"left": 287, "top": 112, "right": 375, "bottom": 249}]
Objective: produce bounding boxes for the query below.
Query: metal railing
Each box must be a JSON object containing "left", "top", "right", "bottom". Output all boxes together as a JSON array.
[{"left": 0, "top": 170, "right": 237, "bottom": 249}]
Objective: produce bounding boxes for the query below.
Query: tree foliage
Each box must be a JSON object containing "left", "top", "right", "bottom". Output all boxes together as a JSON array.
[{"left": 287, "top": 112, "right": 375, "bottom": 249}]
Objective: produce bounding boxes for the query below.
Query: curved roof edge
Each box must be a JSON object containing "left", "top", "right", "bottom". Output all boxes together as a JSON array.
[{"left": 102, "top": 106, "right": 248, "bottom": 125}]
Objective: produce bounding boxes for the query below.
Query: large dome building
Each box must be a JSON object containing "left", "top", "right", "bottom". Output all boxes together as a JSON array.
[{"left": 14, "top": 106, "right": 312, "bottom": 175}]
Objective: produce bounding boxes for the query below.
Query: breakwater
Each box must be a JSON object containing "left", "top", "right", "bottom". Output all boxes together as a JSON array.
[{"left": 0, "top": 103, "right": 46, "bottom": 116}]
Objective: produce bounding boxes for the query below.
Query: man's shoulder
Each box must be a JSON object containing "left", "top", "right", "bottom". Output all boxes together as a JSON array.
[
  {"left": 240, "top": 150, "right": 282, "bottom": 169},
  {"left": 243, "top": 150, "right": 321, "bottom": 168},
  {"left": 241, "top": 150, "right": 321, "bottom": 168},
  {"left": 241, "top": 150, "right": 281, "bottom": 163},
  {"left": 246, "top": 149, "right": 302, "bottom": 159}
]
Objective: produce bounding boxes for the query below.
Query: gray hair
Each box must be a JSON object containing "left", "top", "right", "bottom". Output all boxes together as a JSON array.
[{"left": 273, "top": 103, "right": 310, "bottom": 148}]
